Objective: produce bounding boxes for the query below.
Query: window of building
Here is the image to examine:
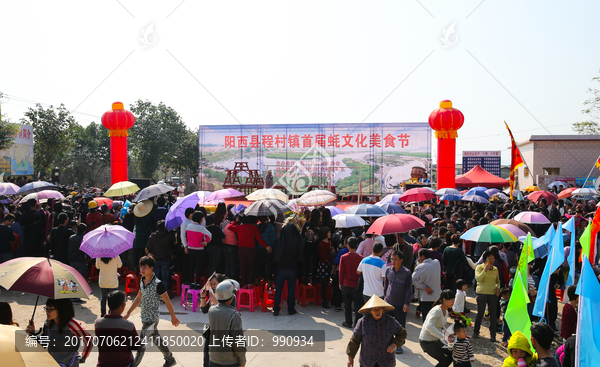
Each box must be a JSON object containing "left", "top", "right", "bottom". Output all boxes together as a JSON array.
[{"left": 543, "top": 167, "right": 560, "bottom": 175}]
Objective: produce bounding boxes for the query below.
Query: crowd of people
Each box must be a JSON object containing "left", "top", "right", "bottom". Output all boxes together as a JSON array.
[{"left": 0, "top": 181, "right": 598, "bottom": 367}]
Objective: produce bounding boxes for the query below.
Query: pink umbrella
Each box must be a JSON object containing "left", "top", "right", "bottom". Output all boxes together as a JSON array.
[
  {"left": 514, "top": 211, "right": 550, "bottom": 224},
  {"left": 0, "top": 182, "right": 20, "bottom": 195},
  {"left": 206, "top": 188, "right": 244, "bottom": 202},
  {"left": 399, "top": 188, "right": 435, "bottom": 203},
  {"left": 20, "top": 190, "right": 65, "bottom": 203},
  {"left": 496, "top": 224, "right": 527, "bottom": 238},
  {"left": 367, "top": 214, "right": 426, "bottom": 235}
]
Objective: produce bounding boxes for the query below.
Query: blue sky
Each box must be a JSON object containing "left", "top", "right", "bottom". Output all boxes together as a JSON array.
[{"left": 1, "top": 0, "right": 599, "bottom": 165}]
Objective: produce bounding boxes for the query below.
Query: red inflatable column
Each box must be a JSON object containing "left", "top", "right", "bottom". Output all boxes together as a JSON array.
[
  {"left": 428, "top": 100, "right": 464, "bottom": 189},
  {"left": 101, "top": 102, "right": 136, "bottom": 185}
]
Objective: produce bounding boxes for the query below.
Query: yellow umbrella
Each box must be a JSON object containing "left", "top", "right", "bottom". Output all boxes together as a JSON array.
[
  {"left": 104, "top": 181, "right": 140, "bottom": 197},
  {"left": 523, "top": 185, "right": 540, "bottom": 192},
  {"left": 0, "top": 324, "right": 60, "bottom": 367}
]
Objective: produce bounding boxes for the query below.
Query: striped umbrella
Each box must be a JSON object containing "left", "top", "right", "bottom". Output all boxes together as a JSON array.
[
  {"left": 460, "top": 224, "right": 518, "bottom": 243},
  {"left": 244, "top": 199, "right": 290, "bottom": 217}
]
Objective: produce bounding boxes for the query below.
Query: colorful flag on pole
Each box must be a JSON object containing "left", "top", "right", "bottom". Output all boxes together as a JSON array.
[
  {"left": 579, "top": 222, "right": 592, "bottom": 263},
  {"left": 506, "top": 233, "right": 535, "bottom": 339},
  {"left": 564, "top": 216, "right": 576, "bottom": 286},
  {"left": 533, "top": 223, "right": 564, "bottom": 318},
  {"left": 575, "top": 254, "right": 600, "bottom": 367},
  {"left": 505, "top": 122, "right": 524, "bottom": 201}
]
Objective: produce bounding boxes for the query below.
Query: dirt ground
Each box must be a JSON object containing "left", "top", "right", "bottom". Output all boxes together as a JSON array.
[{"left": 1, "top": 282, "right": 564, "bottom": 367}]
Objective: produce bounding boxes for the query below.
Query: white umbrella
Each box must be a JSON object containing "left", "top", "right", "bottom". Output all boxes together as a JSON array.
[
  {"left": 246, "top": 188, "right": 289, "bottom": 202},
  {"left": 333, "top": 214, "right": 366, "bottom": 228},
  {"left": 548, "top": 181, "right": 568, "bottom": 190},
  {"left": 435, "top": 188, "right": 461, "bottom": 196},
  {"left": 298, "top": 190, "right": 336, "bottom": 206},
  {"left": 572, "top": 188, "right": 597, "bottom": 196}
]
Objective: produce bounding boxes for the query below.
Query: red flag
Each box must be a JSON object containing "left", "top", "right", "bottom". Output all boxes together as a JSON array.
[{"left": 505, "top": 122, "right": 524, "bottom": 200}]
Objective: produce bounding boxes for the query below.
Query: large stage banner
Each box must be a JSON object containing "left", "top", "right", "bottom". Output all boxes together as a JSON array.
[
  {"left": 0, "top": 125, "right": 34, "bottom": 177},
  {"left": 199, "top": 123, "right": 431, "bottom": 195}
]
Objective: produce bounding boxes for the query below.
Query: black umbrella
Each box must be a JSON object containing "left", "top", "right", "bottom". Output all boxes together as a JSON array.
[
  {"left": 132, "top": 183, "right": 175, "bottom": 202},
  {"left": 244, "top": 199, "right": 290, "bottom": 217}
]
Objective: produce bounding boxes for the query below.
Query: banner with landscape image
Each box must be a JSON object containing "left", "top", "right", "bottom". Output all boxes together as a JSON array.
[{"left": 198, "top": 122, "right": 431, "bottom": 195}]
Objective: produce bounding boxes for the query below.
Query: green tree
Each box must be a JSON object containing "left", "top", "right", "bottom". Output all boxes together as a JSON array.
[
  {"left": 574, "top": 72, "right": 600, "bottom": 134},
  {"left": 0, "top": 102, "right": 20, "bottom": 151},
  {"left": 21, "top": 103, "right": 77, "bottom": 178},
  {"left": 59, "top": 122, "right": 110, "bottom": 186},
  {"left": 128, "top": 100, "right": 189, "bottom": 179}
]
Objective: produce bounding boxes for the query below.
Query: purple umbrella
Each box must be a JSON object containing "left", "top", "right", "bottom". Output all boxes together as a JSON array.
[
  {"left": 514, "top": 211, "right": 550, "bottom": 224},
  {"left": 326, "top": 206, "right": 345, "bottom": 216},
  {"left": 165, "top": 191, "right": 212, "bottom": 230},
  {"left": 485, "top": 188, "right": 500, "bottom": 197},
  {"left": 380, "top": 193, "right": 403, "bottom": 203},
  {"left": 206, "top": 188, "right": 244, "bottom": 202},
  {"left": 462, "top": 195, "right": 490, "bottom": 204},
  {"left": 80, "top": 225, "right": 134, "bottom": 258},
  {"left": 0, "top": 182, "right": 20, "bottom": 195}
]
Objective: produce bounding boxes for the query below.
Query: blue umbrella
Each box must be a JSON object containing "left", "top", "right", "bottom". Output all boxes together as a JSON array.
[
  {"left": 465, "top": 187, "right": 490, "bottom": 199},
  {"left": 344, "top": 204, "right": 389, "bottom": 217},
  {"left": 375, "top": 202, "right": 407, "bottom": 214},
  {"left": 462, "top": 195, "right": 490, "bottom": 204},
  {"left": 17, "top": 181, "right": 58, "bottom": 195},
  {"left": 439, "top": 194, "right": 463, "bottom": 201}
]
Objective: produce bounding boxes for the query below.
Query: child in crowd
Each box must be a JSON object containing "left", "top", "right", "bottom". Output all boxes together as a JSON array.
[
  {"left": 451, "top": 322, "right": 475, "bottom": 367},
  {"left": 499, "top": 287, "right": 511, "bottom": 347},
  {"left": 502, "top": 331, "right": 537, "bottom": 367},
  {"left": 450, "top": 279, "right": 468, "bottom": 322},
  {"left": 125, "top": 256, "right": 180, "bottom": 367}
]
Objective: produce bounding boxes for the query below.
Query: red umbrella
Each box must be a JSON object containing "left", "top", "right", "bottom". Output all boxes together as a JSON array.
[
  {"left": 558, "top": 187, "right": 577, "bottom": 199},
  {"left": 367, "top": 214, "right": 426, "bottom": 235},
  {"left": 527, "top": 191, "right": 558, "bottom": 203},
  {"left": 94, "top": 197, "right": 114, "bottom": 207},
  {"left": 399, "top": 188, "right": 435, "bottom": 203}
]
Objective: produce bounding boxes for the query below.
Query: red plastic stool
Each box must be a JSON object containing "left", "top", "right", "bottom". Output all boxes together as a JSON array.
[
  {"left": 171, "top": 273, "right": 182, "bottom": 297},
  {"left": 237, "top": 288, "right": 256, "bottom": 312},
  {"left": 298, "top": 284, "right": 319, "bottom": 307},
  {"left": 125, "top": 274, "right": 140, "bottom": 295},
  {"left": 89, "top": 265, "right": 100, "bottom": 283},
  {"left": 261, "top": 285, "right": 277, "bottom": 312}
]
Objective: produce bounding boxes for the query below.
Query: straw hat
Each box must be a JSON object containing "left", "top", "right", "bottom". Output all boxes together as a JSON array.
[
  {"left": 358, "top": 295, "right": 395, "bottom": 313},
  {"left": 134, "top": 199, "right": 153, "bottom": 217}
]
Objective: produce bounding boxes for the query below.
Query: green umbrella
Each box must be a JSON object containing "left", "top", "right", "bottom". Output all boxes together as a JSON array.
[{"left": 460, "top": 224, "right": 518, "bottom": 243}]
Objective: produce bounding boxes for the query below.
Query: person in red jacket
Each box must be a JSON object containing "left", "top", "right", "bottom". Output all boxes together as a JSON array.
[
  {"left": 86, "top": 201, "right": 103, "bottom": 232},
  {"left": 229, "top": 216, "right": 272, "bottom": 286},
  {"left": 339, "top": 237, "right": 364, "bottom": 328}
]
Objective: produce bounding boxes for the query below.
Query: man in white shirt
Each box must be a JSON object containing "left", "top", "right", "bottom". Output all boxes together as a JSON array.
[
  {"left": 180, "top": 207, "right": 195, "bottom": 256},
  {"left": 357, "top": 242, "right": 387, "bottom": 303}
]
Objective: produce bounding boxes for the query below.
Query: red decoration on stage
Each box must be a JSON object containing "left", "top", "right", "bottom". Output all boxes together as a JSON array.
[
  {"left": 428, "top": 100, "right": 464, "bottom": 189},
  {"left": 101, "top": 102, "right": 136, "bottom": 184}
]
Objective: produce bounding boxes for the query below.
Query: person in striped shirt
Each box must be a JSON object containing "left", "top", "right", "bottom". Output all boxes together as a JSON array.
[
  {"left": 451, "top": 322, "right": 475, "bottom": 367},
  {"left": 26, "top": 298, "right": 92, "bottom": 366}
]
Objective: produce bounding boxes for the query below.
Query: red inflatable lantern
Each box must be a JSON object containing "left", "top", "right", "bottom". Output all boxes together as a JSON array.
[
  {"left": 428, "top": 100, "right": 464, "bottom": 189},
  {"left": 101, "top": 102, "right": 136, "bottom": 184}
]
